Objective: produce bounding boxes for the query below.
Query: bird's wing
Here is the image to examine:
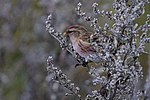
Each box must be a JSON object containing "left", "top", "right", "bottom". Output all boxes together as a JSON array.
[
  {"left": 79, "top": 32, "right": 92, "bottom": 42},
  {"left": 78, "top": 39, "right": 96, "bottom": 53}
]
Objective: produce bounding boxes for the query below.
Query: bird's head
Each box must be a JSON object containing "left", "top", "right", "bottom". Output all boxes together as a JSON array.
[{"left": 63, "top": 25, "right": 87, "bottom": 39}]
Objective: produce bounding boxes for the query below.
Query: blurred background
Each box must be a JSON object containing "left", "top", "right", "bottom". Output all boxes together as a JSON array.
[{"left": 0, "top": 0, "right": 149, "bottom": 100}]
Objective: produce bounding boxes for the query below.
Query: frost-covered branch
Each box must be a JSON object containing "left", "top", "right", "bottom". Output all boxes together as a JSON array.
[
  {"left": 45, "top": 0, "right": 150, "bottom": 99},
  {"left": 46, "top": 56, "right": 81, "bottom": 99},
  {"left": 46, "top": 15, "right": 85, "bottom": 64}
]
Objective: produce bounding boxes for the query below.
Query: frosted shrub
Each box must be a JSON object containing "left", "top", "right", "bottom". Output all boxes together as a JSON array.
[{"left": 46, "top": 0, "right": 150, "bottom": 99}]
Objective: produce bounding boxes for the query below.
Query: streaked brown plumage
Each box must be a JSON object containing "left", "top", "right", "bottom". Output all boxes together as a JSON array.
[{"left": 63, "top": 25, "right": 99, "bottom": 62}]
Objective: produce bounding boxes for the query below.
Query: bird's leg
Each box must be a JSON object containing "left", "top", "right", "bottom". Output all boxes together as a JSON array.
[{"left": 82, "top": 61, "right": 90, "bottom": 67}]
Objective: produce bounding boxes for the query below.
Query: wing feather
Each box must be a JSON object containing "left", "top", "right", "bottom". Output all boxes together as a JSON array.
[{"left": 78, "top": 39, "right": 96, "bottom": 53}]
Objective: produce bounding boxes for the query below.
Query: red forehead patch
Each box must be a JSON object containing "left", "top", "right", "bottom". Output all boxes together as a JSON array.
[{"left": 68, "top": 25, "right": 80, "bottom": 29}]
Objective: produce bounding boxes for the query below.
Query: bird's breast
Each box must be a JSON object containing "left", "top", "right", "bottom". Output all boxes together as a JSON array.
[{"left": 72, "top": 41, "right": 91, "bottom": 58}]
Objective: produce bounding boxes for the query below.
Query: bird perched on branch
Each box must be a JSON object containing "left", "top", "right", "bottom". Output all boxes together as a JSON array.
[{"left": 63, "top": 25, "right": 101, "bottom": 63}]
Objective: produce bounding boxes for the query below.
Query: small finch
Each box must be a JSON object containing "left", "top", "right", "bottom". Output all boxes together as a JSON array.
[{"left": 63, "top": 25, "right": 101, "bottom": 63}]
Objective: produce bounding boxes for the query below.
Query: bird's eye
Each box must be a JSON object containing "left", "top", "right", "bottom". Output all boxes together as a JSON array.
[
  {"left": 67, "top": 31, "right": 75, "bottom": 35},
  {"left": 67, "top": 30, "right": 72, "bottom": 33}
]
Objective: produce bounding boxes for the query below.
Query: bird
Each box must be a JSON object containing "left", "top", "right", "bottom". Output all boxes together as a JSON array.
[{"left": 63, "top": 25, "right": 101, "bottom": 63}]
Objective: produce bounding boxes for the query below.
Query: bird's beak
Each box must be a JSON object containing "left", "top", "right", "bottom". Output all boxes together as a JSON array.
[{"left": 63, "top": 32, "right": 67, "bottom": 37}]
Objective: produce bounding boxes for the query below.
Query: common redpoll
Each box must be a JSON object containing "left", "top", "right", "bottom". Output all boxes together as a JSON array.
[{"left": 63, "top": 25, "right": 101, "bottom": 63}]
